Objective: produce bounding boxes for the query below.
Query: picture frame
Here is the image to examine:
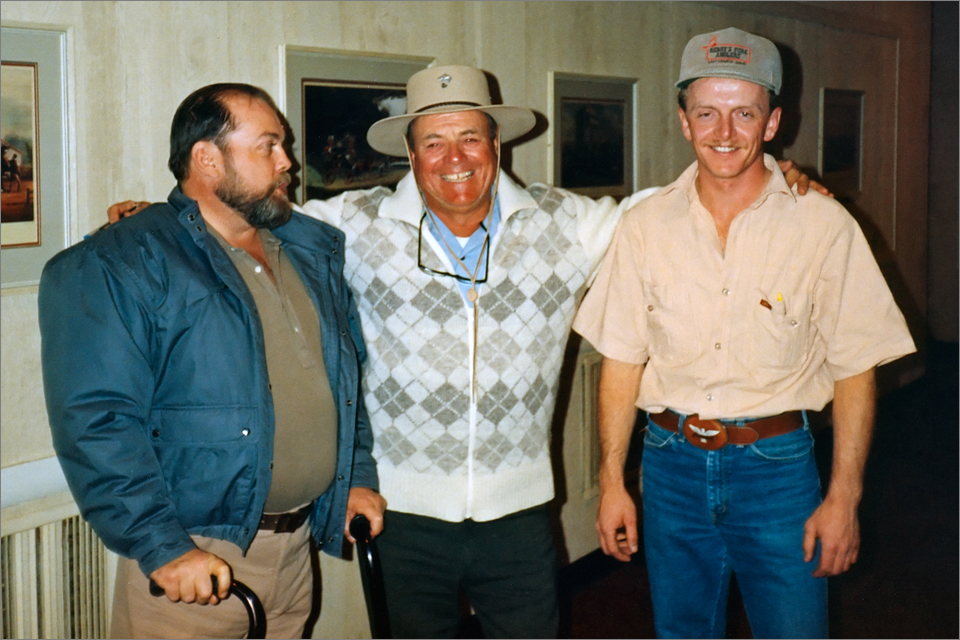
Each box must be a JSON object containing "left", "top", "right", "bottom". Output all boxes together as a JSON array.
[
  {"left": 1, "top": 27, "right": 69, "bottom": 287},
  {"left": 281, "top": 48, "right": 431, "bottom": 204},
  {"left": 818, "top": 88, "right": 864, "bottom": 200},
  {"left": 550, "top": 73, "right": 636, "bottom": 199},
  {"left": 2, "top": 62, "right": 39, "bottom": 247}
]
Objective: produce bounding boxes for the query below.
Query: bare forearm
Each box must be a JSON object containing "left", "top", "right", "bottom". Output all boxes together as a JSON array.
[
  {"left": 802, "top": 367, "right": 877, "bottom": 576},
  {"left": 595, "top": 357, "right": 645, "bottom": 560},
  {"left": 597, "top": 358, "right": 644, "bottom": 489},
  {"left": 828, "top": 367, "right": 877, "bottom": 504}
]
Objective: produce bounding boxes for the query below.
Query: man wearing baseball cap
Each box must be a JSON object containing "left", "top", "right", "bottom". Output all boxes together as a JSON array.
[
  {"left": 108, "top": 62, "right": 822, "bottom": 637},
  {"left": 574, "top": 27, "right": 914, "bottom": 637}
]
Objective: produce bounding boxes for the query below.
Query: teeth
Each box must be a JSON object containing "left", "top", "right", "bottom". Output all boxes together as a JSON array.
[
  {"left": 442, "top": 171, "right": 474, "bottom": 183},
  {"left": 712, "top": 146, "right": 737, "bottom": 153}
]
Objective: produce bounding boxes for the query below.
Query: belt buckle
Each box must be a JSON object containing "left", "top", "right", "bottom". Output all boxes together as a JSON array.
[{"left": 682, "top": 415, "right": 728, "bottom": 450}]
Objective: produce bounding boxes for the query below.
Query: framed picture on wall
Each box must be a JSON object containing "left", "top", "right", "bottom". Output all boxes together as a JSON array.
[
  {"left": 550, "top": 73, "right": 636, "bottom": 199},
  {"left": 818, "top": 88, "right": 864, "bottom": 200},
  {"left": 282, "top": 48, "right": 431, "bottom": 204},
  {"left": 1, "top": 27, "right": 69, "bottom": 287},
  {"left": 1, "top": 62, "right": 39, "bottom": 247},
  {"left": 301, "top": 81, "right": 410, "bottom": 201}
]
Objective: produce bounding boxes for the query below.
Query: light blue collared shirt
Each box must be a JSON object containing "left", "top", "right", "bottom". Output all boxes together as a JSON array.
[{"left": 423, "top": 196, "right": 501, "bottom": 305}]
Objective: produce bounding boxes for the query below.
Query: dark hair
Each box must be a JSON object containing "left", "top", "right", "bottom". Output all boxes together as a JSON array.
[
  {"left": 404, "top": 111, "right": 499, "bottom": 149},
  {"left": 677, "top": 84, "right": 780, "bottom": 113},
  {"left": 168, "top": 83, "right": 279, "bottom": 181}
]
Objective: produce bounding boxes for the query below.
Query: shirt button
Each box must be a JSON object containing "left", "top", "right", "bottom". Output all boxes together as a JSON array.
[
  {"left": 255, "top": 266, "right": 262, "bottom": 273},
  {"left": 152, "top": 429, "right": 160, "bottom": 438},
  {"left": 706, "top": 394, "right": 714, "bottom": 401},
  {"left": 722, "top": 288, "right": 730, "bottom": 295},
  {"left": 790, "top": 320, "right": 798, "bottom": 326},
  {"left": 338, "top": 475, "right": 344, "bottom": 481},
  {"left": 241, "top": 428, "right": 250, "bottom": 436},
  {"left": 328, "top": 536, "right": 335, "bottom": 543},
  {"left": 647, "top": 305, "right": 654, "bottom": 312},
  {"left": 715, "top": 343, "right": 721, "bottom": 350},
  {"left": 346, "top": 400, "right": 353, "bottom": 406}
]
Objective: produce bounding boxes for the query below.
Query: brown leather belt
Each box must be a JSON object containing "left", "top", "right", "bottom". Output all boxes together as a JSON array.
[
  {"left": 649, "top": 410, "right": 803, "bottom": 451},
  {"left": 258, "top": 503, "right": 312, "bottom": 533}
]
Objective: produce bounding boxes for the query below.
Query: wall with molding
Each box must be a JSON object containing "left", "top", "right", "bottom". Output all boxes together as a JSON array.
[{"left": 1, "top": 2, "right": 933, "bottom": 637}]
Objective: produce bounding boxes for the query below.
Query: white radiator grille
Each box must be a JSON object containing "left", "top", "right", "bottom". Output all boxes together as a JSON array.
[{"left": 1, "top": 515, "right": 108, "bottom": 639}]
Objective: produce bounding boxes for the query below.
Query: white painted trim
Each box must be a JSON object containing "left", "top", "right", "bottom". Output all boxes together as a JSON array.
[{"left": 1, "top": 455, "right": 69, "bottom": 509}]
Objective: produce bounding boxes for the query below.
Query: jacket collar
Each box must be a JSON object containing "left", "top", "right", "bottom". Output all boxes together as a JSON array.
[
  {"left": 377, "top": 169, "right": 538, "bottom": 227},
  {"left": 167, "top": 185, "right": 341, "bottom": 257}
]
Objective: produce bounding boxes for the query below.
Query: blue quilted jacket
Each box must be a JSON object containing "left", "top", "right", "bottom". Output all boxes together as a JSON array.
[{"left": 39, "top": 187, "right": 376, "bottom": 576}]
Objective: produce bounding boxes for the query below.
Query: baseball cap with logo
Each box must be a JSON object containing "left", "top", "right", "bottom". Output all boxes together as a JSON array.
[{"left": 676, "top": 27, "right": 782, "bottom": 95}]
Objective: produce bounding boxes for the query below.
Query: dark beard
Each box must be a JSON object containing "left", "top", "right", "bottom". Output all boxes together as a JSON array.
[{"left": 216, "top": 175, "right": 292, "bottom": 229}]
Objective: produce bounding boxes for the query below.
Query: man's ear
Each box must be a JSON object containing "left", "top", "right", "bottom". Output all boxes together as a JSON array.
[
  {"left": 678, "top": 107, "right": 693, "bottom": 142},
  {"left": 764, "top": 107, "right": 782, "bottom": 142},
  {"left": 191, "top": 141, "right": 224, "bottom": 180}
]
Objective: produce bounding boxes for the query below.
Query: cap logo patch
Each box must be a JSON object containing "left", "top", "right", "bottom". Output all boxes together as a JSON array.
[
  {"left": 703, "top": 35, "right": 751, "bottom": 65},
  {"left": 438, "top": 74, "right": 452, "bottom": 89}
]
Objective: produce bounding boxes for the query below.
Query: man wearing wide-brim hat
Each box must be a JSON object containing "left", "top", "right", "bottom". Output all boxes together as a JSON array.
[
  {"left": 303, "top": 65, "right": 665, "bottom": 637},
  {"left": 110, "top": 63, "right": 821, "bottom": 638}
]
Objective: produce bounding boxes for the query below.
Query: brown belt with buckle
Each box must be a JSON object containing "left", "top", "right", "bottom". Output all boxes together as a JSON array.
[
  {"left": 258, "top": 503, "right": 313, "bottom": 533},
  {"left": 649, "top": 410, "right": 803, "bottom": 451}
]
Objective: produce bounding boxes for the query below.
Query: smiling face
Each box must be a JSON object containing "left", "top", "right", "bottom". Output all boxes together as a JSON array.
[
  {"left": 215, "top": 95, "right": 293, "bottom": 228},
  {"left": 408, "top": 110, "right": 499, "bottom": 232},
  {"left": 678, "top": 77, "right": 781, "bottom": 185}
]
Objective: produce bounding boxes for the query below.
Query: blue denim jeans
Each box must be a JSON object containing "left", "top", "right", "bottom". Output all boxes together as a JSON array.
[{"left": 642, "top": 413, "right": 828, "bottom": 639}]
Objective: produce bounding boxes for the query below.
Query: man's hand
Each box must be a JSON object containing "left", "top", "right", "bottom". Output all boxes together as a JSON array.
[
  {"left": 597, "top": 485, "right": 639, "bottom": 562},
  {"left": 344, "top": 487, "right": 387, "bottom": 542},
  {"left": 148, "top": 548, "right": 232, "bottom": 604},
  {"left": 802, "top": 494, "right": 860, "bottom": 577},
  {"left": 108, "top": 200, "right": 151, "bottom": 223},
  {"left": 778, "top": 159, "right": 834, "bottom": 197}
]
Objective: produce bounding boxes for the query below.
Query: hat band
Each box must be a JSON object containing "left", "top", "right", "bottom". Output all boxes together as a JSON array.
[{"left": 414, "top": 101, "right": 482, "bottom": 113}]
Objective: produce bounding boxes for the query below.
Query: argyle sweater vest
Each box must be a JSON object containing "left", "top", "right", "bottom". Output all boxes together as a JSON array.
[{"left": 303, "top": 177, "right": 626, "bottom": 522}]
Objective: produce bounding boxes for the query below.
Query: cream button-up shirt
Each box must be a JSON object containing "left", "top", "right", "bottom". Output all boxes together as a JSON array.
[{"left": 573, "top": 155, "right": 915, "bottom": 420}]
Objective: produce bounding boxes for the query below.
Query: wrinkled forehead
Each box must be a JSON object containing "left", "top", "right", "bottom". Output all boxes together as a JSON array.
[
  {"left": 409, "top": 110, "right": 495, "bottom": 141},
  {"left": 686, "top": 76, "right": 772, "bottom": 109}
]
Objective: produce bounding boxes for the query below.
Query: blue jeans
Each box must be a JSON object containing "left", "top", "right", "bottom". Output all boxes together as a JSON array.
[{"left": 642, "top": 414, "right": 828, "bottom": 639}]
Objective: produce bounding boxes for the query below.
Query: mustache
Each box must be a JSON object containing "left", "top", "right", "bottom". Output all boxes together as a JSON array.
[{"left": 274, "top": 173, "right": 292, "bottom": 192}]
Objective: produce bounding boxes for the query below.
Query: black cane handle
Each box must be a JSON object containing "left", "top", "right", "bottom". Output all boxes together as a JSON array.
[{"left": 149, "top": 576, "right": 267, "bottom": 639}]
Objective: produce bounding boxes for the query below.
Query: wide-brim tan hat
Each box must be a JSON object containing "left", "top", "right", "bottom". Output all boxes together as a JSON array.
[{"left": 367, "top": 65, "right": 536, "bottom": 157}]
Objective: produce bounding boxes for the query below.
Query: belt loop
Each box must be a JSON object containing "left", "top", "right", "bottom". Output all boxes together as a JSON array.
[{"left": 674, "top": 409, "right": 689, "bottom": 440}]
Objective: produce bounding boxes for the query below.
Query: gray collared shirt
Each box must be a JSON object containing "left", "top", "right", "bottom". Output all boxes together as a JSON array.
[{"left": 210, "top": 226, "right": 337, "bottom": 513}]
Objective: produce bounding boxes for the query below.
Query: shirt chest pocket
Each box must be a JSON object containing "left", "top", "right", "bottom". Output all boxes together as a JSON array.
[
  {"left": 749, "top": 291, "right": 812, "bottom": 370},
  {"left": 642, "top": 282, "right": 702, "bottom": 365}
]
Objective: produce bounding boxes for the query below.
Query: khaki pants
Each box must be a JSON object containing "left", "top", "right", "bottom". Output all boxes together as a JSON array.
[{"left": 110, "top": 525, "right": 312, "bottom": 639}]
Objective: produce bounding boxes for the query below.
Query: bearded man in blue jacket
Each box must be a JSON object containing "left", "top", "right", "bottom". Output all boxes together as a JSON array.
[{"left": 38, "top": 83, "right": 385, "bottom": 639}]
